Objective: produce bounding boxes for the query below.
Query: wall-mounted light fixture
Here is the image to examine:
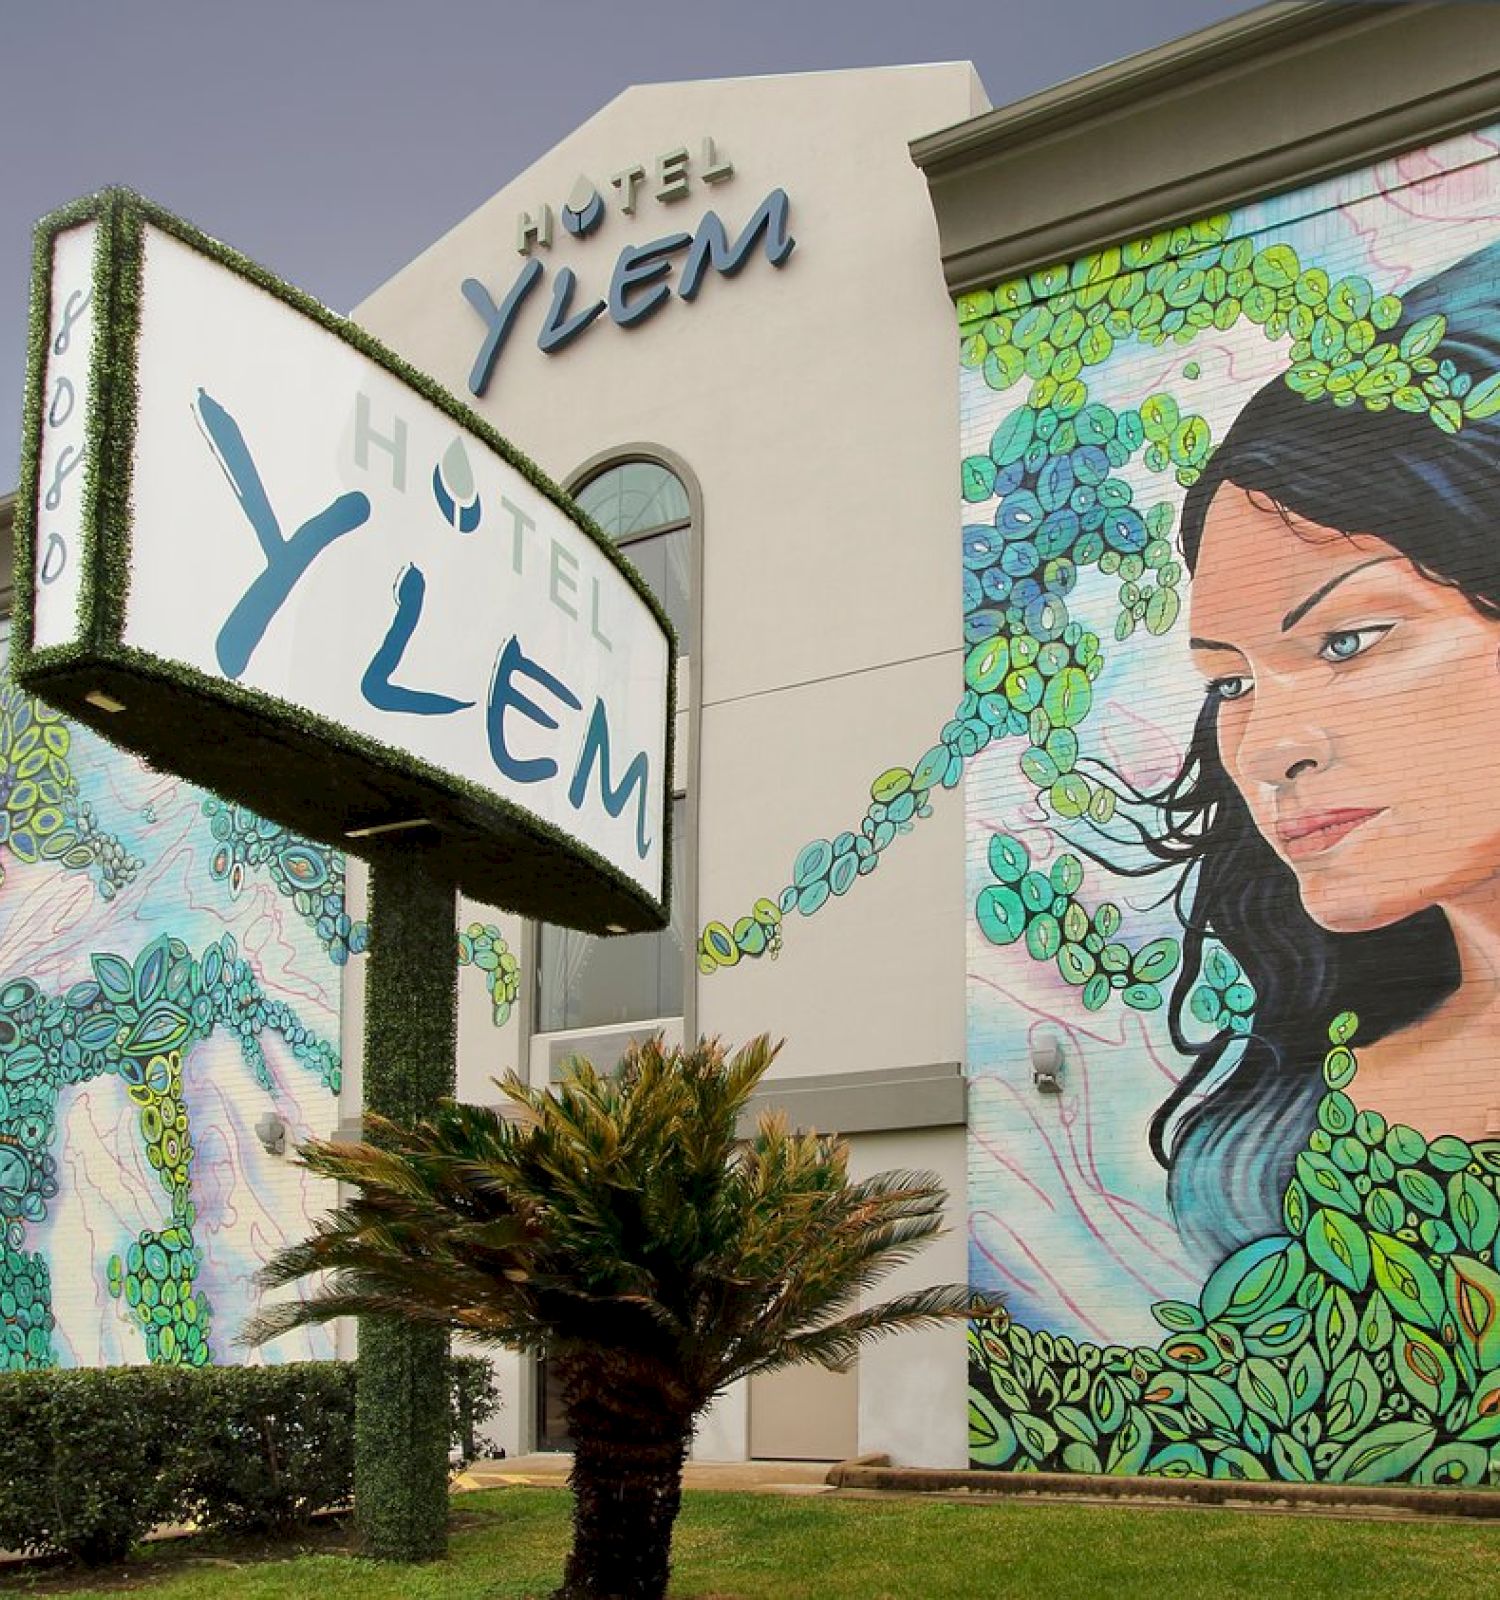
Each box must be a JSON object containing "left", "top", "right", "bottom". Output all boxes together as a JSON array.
[
  {"left": 255, "top": 1111, "right": 287, "bottom": 1156},
  {"left": 1030, "top": 1033, "right": 1065, "bottom": 1094}
]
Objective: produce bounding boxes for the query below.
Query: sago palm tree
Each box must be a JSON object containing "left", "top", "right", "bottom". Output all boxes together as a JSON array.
[{"left": 244, "top": 1036, "right": 992, "bottom": 1600}]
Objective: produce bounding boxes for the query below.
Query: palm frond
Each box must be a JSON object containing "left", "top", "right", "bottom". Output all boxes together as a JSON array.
[
  {"left": 732, "top": 1284, "right": 996, "bottom": 1379},
  {"left": 249, "top": 1034, "right": 996, "bottom": 1429}
]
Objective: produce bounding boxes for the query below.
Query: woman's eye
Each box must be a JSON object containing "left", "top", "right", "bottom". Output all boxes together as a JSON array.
[
  {"left": 1318, "top": 625, "right": 1393, "bottom": 663},
  {"left": 1208, "top": 675, "right": 1252, "bottom": 702}
]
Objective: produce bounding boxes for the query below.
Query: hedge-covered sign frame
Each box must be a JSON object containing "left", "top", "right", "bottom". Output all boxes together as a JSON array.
[{"left": 13, "top": 189, "right": 675, "bottom": 933}]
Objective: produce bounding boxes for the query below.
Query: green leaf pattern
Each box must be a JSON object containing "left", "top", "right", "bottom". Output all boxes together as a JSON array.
[
  {"left": 0, "top": 683, "right": 142, "bottom": 898},
  {"left": 972, "top": 1015, "right": 1500, "bottom": 1485}
]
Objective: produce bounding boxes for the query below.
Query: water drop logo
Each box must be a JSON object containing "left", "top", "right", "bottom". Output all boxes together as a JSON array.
[
  {"left": 432, "top": 437, "right": 482, "bottom": 533},
  {"left": 561, "top": 174, "right": 605, "bottom": 238}
]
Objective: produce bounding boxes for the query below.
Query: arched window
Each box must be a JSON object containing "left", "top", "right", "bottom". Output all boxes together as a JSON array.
[
  {"left": 573, "top": 460, "right": 694, "bottom": 654},
  {"left": 533, "top": 455, "right": 694, "bottom": 1037}
]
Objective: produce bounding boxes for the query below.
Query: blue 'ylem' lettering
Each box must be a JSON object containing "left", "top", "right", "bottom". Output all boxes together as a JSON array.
[
  {"left": 568, "top": 699, "right": 653, "bottom": 859},
  {"left": 462, "top": 188, "right": 796, "bottom": 395},
  {"left": 462, "top": 259, "right": 544, "bottom": 398},
  {"left": 678, "top": 188, "right": 795, "bottom": 301},
  {"left": 609, "top": 232, "right": 691, "bottom": 328},
  {"left": 536, "top": 267, "right": 606, "bottom": 354},
  {"left": 360, "top": 564, "right": 475, "bottom": 716},
  {"left": 485, "top": 635, "right": 582, "bottom": 784},
  {"left": 195, "top": 390, "right": 370, "bottom": 678}
]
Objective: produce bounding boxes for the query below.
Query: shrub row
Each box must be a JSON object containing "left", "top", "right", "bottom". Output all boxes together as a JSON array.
[{"left": 0, "top": 1356, "right": 500, "bottom": 1565}]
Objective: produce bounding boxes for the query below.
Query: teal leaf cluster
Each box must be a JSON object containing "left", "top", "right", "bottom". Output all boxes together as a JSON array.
[
  {"left": 203, "top": 797, "right": 366, "bottom": 966},
  {"left": 0, "top": 682, "right": 141, "bottom": 898},
  {"left": 201, "top": 799, "right": 519, "bottom": 1029},
  {"left": 975, "top": 831, "right": 1179, "bottom": 1011},
  {"left": 1, "top": 932, "right": 339, "bottom": 1370},
  {"left": 456, "top": 921, "right": 520, "bottom": 1027}
]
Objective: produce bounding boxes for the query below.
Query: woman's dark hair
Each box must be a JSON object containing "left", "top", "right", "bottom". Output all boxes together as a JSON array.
[{"left": 1140, "top": 242, "right": 1500, "bottom": 1262}]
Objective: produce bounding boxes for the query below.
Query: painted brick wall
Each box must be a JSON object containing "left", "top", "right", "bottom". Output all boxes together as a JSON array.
[
  {"left": 961, "top": 124, "right": 1500, "bottom": 1487},
  {"left": 0, "top": 639, "right": 348, "bottom": 1369}
]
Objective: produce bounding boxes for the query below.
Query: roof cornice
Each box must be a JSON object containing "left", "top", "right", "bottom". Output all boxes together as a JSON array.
[
  {"left": 913, "top": 2, "right": 1500, "bottom": 292},
  {"left": 913, "top": 3, "right": 1347, "bottom": 176}
]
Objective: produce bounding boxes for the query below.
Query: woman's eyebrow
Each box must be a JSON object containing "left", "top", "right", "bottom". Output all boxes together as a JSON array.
[
  {"left": 1281, "top": 556, "right": 1399, "bottom": 632},
  {"left": 1188, "top": 637, "right": 1239, "bottom": 652}
]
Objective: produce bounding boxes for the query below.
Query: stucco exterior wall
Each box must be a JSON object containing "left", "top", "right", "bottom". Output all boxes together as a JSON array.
[{"left": 352, "top": 63, "right": 987, "bottom": 1463}]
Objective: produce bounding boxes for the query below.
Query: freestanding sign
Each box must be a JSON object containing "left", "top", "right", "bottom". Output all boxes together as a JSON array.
[
  {"left": 15, "top": 190, "right": 675, "bottom": 934},
  {"left": 15, "top": 189, "right": 675, "bottom": 1562}
]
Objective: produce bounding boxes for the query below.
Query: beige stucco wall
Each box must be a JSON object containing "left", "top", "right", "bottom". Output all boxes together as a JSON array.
[
  {"left": 353, "top": 60, "right": 984, "bottom": 1080},
  {"left": 346, "top": 62, "right": 987, "bottom": 1464}
]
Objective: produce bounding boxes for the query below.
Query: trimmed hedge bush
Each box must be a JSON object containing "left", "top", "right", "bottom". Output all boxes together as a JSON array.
[
  {"left": 0, "top": 1357, "right": 499, "bottom": 1565},
  {"left": 171, "top": 1362, "right": 358, "bottom": 1540}
]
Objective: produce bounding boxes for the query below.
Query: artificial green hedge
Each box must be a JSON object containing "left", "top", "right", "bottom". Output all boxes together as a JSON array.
[
  {"left": 0, "top": 1356, "right": 500, "bottom": 1565},
  {"left": 356, "top": 853, "right": 459, "bottom": 1563}
]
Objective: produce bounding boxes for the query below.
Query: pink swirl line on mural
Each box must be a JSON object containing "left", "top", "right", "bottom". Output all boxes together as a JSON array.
[
  {"left": 1087, "top": 699, "right": 1186, "bottom": 794},
  {"left": 966, "top": 967, "right": 1194, "bottom": 1297},
  {"left": 967, "top": 968, "right": 1126, "bottom": 1051},
  {"left": 1126, "top": 343, "right": 1234, "bottom": 404},
  {"left": 1064, "top": 1035, "right": 1205, "bottom": 1298},
  {"left": 1068, "top": 1032, "right": 1175, "bottom": 1216},
  {"left": 1219, "top": 339, "right": 1289, "bottom": 386},
  {"left": 968, "top": 1127, "right": 1056, "bottom": 1211},
  {"left": 979, "top": 1074, "right": 1185, "bottom": 1303},
  {"left": 1377, "top": 137, "right": 1500, "bottom": 227},
  {"left": 969, "top": 1209, "right": 1113, "bottom": 1343},
  {"left": 1127, "top": 1014, "right": 1187, "bottom": 1091},
  {"left": 125, "top": 845, "right": 336, "bottom": 1012},
  {"left": 238, "top": 891, "right": 333, "bottom": 1009},
  {"left": 72, "top": 1080, "right": 151, "bottom": 1195},
  {"left": 1340, "top": 144, "right": 1500, "bottom": 288},
  {"left": 0, "top": 876, "right": 97, "bottom": 972}
]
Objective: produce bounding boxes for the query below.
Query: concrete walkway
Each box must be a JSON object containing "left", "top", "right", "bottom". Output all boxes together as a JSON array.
[
  {"left": 458, "top": 1453, "right": 838, "bottom": 1495},
  {"left": 458, "top": 1454, "right": 1500, "bottom": 1523}
]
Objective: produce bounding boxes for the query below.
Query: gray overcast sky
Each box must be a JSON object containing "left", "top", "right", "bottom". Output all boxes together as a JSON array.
[{"left": 1, "top": 0, "right": 1263, "bottom": 489}]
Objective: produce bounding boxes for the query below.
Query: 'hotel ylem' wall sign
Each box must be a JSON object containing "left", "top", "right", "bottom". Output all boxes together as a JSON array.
[{"left": 460, "top": 136, "right": 796, "bottom": 395}]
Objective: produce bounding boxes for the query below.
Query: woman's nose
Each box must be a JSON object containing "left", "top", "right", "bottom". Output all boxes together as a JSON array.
[{"left": 1233, "top": 684, "right": 1333, "bottom": 787}]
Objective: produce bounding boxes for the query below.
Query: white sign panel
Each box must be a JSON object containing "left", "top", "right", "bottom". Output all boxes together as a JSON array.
[
  {"left": 120, "top": 225, "right": 670, "bottom": 906},
  {"left": 32, "top": 223, "right": 99, "bottom": 651},
  {"left": 17, "top": 195, "right": 672, "bottom": 926}
]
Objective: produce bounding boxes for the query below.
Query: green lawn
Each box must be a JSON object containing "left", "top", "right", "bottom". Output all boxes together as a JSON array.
[{"left": 3, "top": 1487, "right": 1497, "bottom": 1599}]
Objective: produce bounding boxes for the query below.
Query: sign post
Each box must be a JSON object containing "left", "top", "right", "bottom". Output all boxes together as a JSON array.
[
  {"left": 13, "top": 190, "right": 675, "bottom": 1559},
  {"left": 356, "top": 845, "right": 458, "bottom": 1558}
]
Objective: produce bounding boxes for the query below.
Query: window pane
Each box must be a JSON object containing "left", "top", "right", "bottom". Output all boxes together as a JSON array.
[
  {"left": 575, "top": 461, "right": 690, "bottom": 539},
  {"left": 617, "top": 527, "right": 693, "bottom": 655},
  {"left": 537, "top": 798, "right": 686, "bottom": 1033}
]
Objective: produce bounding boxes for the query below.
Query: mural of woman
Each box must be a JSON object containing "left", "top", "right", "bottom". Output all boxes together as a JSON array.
[
  {"left": 1146, "top": 239, "right": 1500, "bottom": 1265},
  {"left": 967, "top": 230, "right": 1500, "bottom": 1487}
]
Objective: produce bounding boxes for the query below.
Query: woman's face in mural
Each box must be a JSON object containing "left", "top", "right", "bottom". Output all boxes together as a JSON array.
[{"left": 1189, "top": 485, "right": 1500, "bottom": 934}]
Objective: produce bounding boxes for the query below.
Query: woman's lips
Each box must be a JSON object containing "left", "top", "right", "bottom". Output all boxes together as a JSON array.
[{"left": 1276, "top": 807, "right": 1387, "bottom": 860}]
